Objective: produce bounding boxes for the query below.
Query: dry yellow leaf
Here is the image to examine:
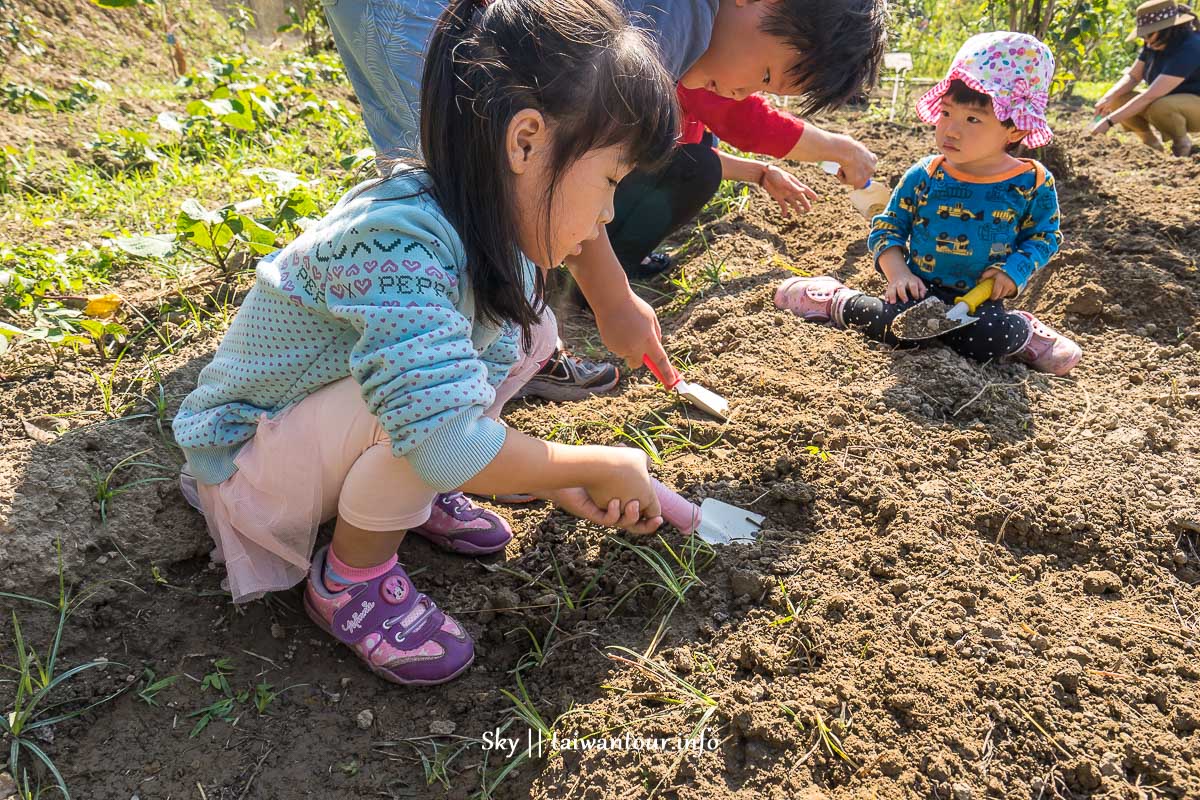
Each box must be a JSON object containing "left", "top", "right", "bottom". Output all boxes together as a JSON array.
[{"left": 84, "top": 293, "right": 123, "bottom": 318}]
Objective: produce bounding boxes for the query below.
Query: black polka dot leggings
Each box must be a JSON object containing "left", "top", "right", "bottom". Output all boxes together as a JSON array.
[{"left": 840, "top": 284, "right": 1032, "bottom": 363}]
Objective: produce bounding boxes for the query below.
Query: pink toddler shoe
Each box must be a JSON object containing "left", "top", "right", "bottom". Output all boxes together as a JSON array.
[
  {"left": 774, "top": 276, "right": 856, "bottom": 325},
  {"left": 410, "top": 492, "right": 513, "bottom": 555},
  {"left": 1010, "top": 311, "right": 1082, "bottom": 376},
  {"left": 304, "top": 546, "right": 474, "bottom": 685}
]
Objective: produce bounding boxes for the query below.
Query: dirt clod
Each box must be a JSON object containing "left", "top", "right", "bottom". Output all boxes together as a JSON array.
[{"left": 1082, "top": 570, "right": 1123, "bottom": 595}]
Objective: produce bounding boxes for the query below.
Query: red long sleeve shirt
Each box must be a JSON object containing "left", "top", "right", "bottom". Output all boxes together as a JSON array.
[{"left": 676, "top": 85, "right": 805, "bottom": 159}]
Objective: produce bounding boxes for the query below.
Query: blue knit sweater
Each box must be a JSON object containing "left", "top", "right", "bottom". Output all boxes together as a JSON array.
[
  {"left": 174, "top": 171, "right": 535, "bottom": 492},
  {"left": 867, "top": 155, "right": 1062, "bottom": 292}
]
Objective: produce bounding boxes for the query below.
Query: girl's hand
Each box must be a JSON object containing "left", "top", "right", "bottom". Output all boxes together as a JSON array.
[
  {"left": 542, "top": 487, "right": 661, "bottom": 535},
  {"left": 1094, "top": 96, "right": 1116, "bottom": 115},
  {"left": 885, "top": 268, "right": 927, "bottom": 304},
  {"left": 980, "top": 268, "right": 1018, "bottom": 300},
  {"left": 760, "top": 166, "right": 818, "bottom": 218},
  {"left": 579, "top": 447, "right": 662, "bottom": 534}
]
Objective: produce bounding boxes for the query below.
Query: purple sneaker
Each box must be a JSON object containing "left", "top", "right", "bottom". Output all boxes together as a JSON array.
[
  {"left": 303, "top": 546, "right": 474, "bottom": 685},
  {"left": 409, "top": 492, "right": 513, "bottom": 555}
]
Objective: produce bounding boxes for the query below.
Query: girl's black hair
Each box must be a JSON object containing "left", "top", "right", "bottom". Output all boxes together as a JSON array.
[{"left": 418, "top": 0, "right": 679, "bottom": 349}]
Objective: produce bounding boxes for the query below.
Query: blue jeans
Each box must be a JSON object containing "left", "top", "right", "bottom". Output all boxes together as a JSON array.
[{"left": 320, "top": 0, "right": 446, "bottom": 157}]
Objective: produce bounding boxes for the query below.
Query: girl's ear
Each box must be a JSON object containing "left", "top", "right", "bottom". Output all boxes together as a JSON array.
[{"left": 507, "top": 108, "right": 549, "bottom": 175}]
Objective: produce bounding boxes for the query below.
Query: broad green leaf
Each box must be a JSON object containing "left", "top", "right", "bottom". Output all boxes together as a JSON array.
[
  {"left": 114, "top": 233, "right": 176, "bottom": 259},
  {"left": 156, "top": 111, "right": 183, "bottom": 134},
  {"left": 241, "top": 167, "right": 303, "bottom": 193},
  {"left": 179, "top": 199, "right": 223, "bottom": 225}
]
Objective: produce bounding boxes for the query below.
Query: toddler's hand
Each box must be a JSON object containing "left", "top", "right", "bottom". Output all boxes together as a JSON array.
[
  {"left": 980, "top": 268, "right": 1017, "bottom": 300},
  {"left": 760, "top": 166, "right": 818, "bottom": 218},
  {"left": 885, "top": 269, "right": 927, "bottom": 304}
]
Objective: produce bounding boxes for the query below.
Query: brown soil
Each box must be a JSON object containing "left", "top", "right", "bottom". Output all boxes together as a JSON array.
[{"left": 3, "top": 111, "right": 1200, "bottom": 799}]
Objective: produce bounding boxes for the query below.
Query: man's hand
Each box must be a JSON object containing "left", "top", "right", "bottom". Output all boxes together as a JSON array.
[
  {"left": 760, "top": 166, "right": 817, "bottom": 217},
  {"left": 980, "top": 268, "right": 1018, "bottom": 300}
]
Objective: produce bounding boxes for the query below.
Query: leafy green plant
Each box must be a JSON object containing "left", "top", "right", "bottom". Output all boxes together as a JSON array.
[
  {"left": 227, "top": 3, "right": 257, "bottom": 39},
  {"left": 1, "top": 543, "right": 133, "bottom": 799},
  {"left": 174, "top": 198, "right": 277, "bottom": 275},
  {"left": 1, "top": 81, "right": 50, "bottom": 112},
  {"left": 55, "top": 78, "right": 111, "bottom": 112},
  {"left": 1, "top": 0, "right": 46, "bottom": 79},
  {"left": 86, "top": 128, "right": 160, "bottom": 174},
  {"left": 137, "top": 669, "right": 178, "bottom": 706},
  {"left": 277, "top": 0, "right": 334, "bottom": 56}
]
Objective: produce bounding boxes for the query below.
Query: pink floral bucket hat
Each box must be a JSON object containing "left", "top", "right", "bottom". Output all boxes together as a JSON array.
[{"left": 916, "top": 31, "right": 1055, "bottom": 148}]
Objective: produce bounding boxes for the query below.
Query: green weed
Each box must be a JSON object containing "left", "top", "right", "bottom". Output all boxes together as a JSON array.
[
  {"left": 90, "top": 449, "right": 172, "bottom": 523},
  {"left": 0, "top": 543, "right": 134, "bottom": 799},
  {"left": 608, "top": 534, "right": 715, "bottom": 620}
]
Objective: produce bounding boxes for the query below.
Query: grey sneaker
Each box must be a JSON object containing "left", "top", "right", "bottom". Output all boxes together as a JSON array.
[{"left": 514, "top": 348, "right": 619, "bottom": 402}]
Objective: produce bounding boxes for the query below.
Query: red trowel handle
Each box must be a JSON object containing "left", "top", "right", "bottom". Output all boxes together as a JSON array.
[
  {"left": 642, "top": 355, "right": 681, "bottom": 391},
  {"left": 651, "top": 478, "right": 702, "bottom": 535}
]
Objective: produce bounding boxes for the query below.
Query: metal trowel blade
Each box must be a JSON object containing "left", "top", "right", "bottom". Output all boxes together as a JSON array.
[
  {"left": 675, "top": 379, "right": 729, "bottom": 420},
  {"left": 694, "top": 499, "right": 764, "bottom": 546}
]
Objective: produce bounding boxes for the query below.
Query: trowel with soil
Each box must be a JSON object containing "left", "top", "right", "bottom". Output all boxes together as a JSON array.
[
  {"left": 651, "top": 479, "right": 764, "bottom": 546},
  {"left": 891, "top": 278, "right": 995, "bottom": 341}
]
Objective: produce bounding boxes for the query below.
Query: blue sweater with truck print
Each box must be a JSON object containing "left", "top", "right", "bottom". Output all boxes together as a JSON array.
[{"left": 866, "top": 155, "right": 1062, "bottom": 293}]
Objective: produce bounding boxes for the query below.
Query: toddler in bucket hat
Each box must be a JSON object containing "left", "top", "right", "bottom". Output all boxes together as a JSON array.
[{"left": 917, "top": 31, "right": 1055, "bottom": 147}]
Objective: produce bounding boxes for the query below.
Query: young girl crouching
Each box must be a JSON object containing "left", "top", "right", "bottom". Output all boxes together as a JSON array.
[{"left": 174, "top": 0, "right": 679, "bottom": 685}]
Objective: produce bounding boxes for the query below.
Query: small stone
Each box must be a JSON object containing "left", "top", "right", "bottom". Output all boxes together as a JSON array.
[
  {"left": 340, "top": 677, "right": 352, "bottom": 689},
  {"left": 356, "top": 709, "right": 374, "bottom": 730},
  {"left": 96, "top": 555, "right": 109, "bottom": 565},
  {"left": 1083, "top": 570, "right": 1122, "bottom": 595},
  {"left": 270, "top": 623, "right": 286, "bottom": 640},
  {"left": 952, "top": 782, "right": 973, "bottom": 800},
  {"left": 430, "top": 720, "right": 456, "bottom": 736}
]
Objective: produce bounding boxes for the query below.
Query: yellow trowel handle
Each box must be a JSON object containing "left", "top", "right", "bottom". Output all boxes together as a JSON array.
[{"left": 954, "top": 278, "right": 995, "bottom": 314}]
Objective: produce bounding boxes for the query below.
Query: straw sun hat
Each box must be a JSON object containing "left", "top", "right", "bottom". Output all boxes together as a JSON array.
[{"left": 1127, "top": 0, "right": 1196, "bottom": 42}]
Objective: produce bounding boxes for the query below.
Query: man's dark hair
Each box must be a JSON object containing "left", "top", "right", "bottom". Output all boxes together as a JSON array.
[{"left": 761, "top": 0, "right": 888, "bottom": 115}]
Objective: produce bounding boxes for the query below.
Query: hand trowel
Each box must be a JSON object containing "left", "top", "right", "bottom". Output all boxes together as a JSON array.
[
  {"left": 891, "top": 278, "right": 995, "bottom": 341},
  {"left": 642, "top": 355, "right": 729, "bottom": 420},
  {"left": 651, "top": 479, "right": 764, "bottom": 546}
]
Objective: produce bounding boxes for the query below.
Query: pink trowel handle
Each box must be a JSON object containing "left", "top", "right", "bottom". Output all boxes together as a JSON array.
[{"left": 651, "top": 478, "right": 702, "bottom": 535}]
